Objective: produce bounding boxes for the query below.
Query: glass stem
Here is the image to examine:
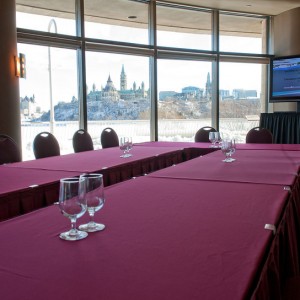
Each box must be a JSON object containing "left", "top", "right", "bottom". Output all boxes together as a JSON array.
[
  {"left": 70, "top": 216, "right": 77, "bottom": 235},
  {"left": 89, "top": 211, "right": 95, "bottom": 224}
]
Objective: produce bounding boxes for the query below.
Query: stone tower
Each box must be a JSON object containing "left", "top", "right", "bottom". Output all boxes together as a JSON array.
[
  {"left": 120, "top": 64, "right": 127, "bottom": 91},
  {"left": 205, "top": 72, "right": 212, "bottom": 99}
]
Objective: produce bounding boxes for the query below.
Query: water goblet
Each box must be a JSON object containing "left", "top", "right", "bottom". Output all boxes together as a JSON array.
[
  {"left": 126, "top": 137, "right": 133, "bottom": 157},
  {"left": 221, "top": 139, "right": 233, "bottom": 163},
  {"left": 120, "top": 137, "right": 131, "bottom": 158},
  {"left": 58, "top": 177, "right": 88, "bottom": 241},
  {"left": 228, "top": 139, "right": 236, "bottom": 162},
  {"left": 209, "top": 132, "right": 216, "bottom": 148},
  {"left": 79, "top": 173, "right": 105, "bottom": 232},
  {"left": 214, "top": 132, "right": 222, "bottom": 148},
  {"left": 120, "top": 137, "right": 128, "bottom": 157}
]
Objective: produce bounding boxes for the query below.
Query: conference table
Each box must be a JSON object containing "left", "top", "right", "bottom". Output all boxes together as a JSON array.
[
  {"left": 0, "top": 142, "right": 215, "bottom": 221},
  {"left": 0, "top": 142, "right": 300, "bottom": 299},
  {"left": 149, "top": 149, "right": 300, "bottom": 186}
]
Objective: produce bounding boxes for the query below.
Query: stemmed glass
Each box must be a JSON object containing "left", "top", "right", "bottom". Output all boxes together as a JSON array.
[
  {"left": 120, "top": 137, "right": 132, "bottom": 158},
  {"left": 209, "top": 132, "right": 216, "bottom": 148},
  {"left": 228, "top": 139, "right": 236, "bottom": 162},
  {"left": 58, "top": 177, "right": 88, "bottom": 241},
  {"left": 127, "top": 137, "right": 133, "bottom": 156},
  {"left": 221, "top": 139, "right": 233, "bottom": 163},
  {"left": 79, "top": 173, "right": 105, "bottom": 232},
  {"left": 214, "top": 132, "right": 222, "bottom": 148}
]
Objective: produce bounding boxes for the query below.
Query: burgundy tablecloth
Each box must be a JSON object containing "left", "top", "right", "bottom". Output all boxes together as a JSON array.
[
  {"left": 0, "top": 176, "right": 289, "bottom": 300},
  {"left": 0, "top": 166, "right": 79, "bottom": 221},
  {"left": 135, "top": 141, "right": 217, "bottom": 160},
  {"left": 236, "top": 143, "right": 300, "bottom": 151},
  {"left": 149, "top": 149, "right": 300, "bottom": 186},
  {"left": 3, "top": 146, "right": 186, "bottom": 187},
  {"left": 5, "top": 146, "right": 182, "bottom": 172},
  {"left": 135, "top": 141, "right": 211, "bottom": 148}
]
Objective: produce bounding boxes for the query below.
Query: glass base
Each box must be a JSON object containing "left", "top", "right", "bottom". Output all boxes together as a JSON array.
[
  {"left": 59, "top": 229, "right": 88, "bottom": 241},
  {"left": 79, "top": 222, "right": 105, "bottom": 232},
  {"left": 120, "top": 153, "right": 132, "bottom": 158},
  {"left": 222, "top": 157, "right": 235, "bottom": 163}
]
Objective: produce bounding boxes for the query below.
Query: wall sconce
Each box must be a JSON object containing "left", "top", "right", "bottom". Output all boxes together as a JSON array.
[{"left": 15, "top": 53, "right": 26, "bottom": 78}]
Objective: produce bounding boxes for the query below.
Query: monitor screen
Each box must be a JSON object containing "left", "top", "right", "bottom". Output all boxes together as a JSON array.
[{"left": 270, "top": 55, "right": 300, "bottom": 102}]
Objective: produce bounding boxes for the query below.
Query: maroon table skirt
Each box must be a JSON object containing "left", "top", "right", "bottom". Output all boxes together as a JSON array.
[{"left": 0, "top": 166, "right": 79, "bottom": 221}]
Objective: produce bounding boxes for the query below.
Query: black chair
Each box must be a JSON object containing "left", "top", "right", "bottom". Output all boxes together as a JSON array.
[
  {"left": 33, "top": 132, "right": 60, "bottom": 159},
  {"left": 100, "top": 127, "right": 119, "bottom": 149},
  {"left": 73, "top": 129, "right": 94, "bottom": 153},
  {"left": 0, "top": 134, "right": 21, "bottom": 164},
  {"left": 246, "top": 127, "right": 273, "bottom": 144},
  {"left": 194, "top": 126, "right": 217, "bottom": 142}
]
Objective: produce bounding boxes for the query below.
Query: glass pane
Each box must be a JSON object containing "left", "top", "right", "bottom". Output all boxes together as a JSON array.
[
  {"left": 16, "top": 0, "right": 76, "bottom": 36},
  {"left": 18, "top": 43, "right": 79, "bottom": 160},
  {"left": 157, "top": 5, "right": 211, "bottom": 50},
  {"left": 220, "top": 14, "right": 267, "bottom": 54},
  {"left": 219, "top": 62, "right": 265, "bottom": 142},
  {"left": 157, "top": 59, "right": 212, "bottom": 141},
  {"left": 85, "top": 52, "right": 150, "bottom": 148},
  {"left": 84, "top": 0, "right": 148, "bottom": 44}
]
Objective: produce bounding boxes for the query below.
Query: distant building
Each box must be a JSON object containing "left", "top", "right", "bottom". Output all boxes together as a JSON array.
[
  {"left": 219, "top": 89, "right": 231, "bottom": 100},
  {"left": 205, "top": 72, "right": 212, "bottom": 99},
  {"left": 101, "top": 75, "right": 119, "bottom": 101},
  {"left": 88, "top": 65, "right": 148, "bottom": 103},
  {"left": 182, "top": 86, "right": 203, "bottom": 99},
  {"left": 120, "top": 64, "right": 127, "bottom": 91},
  {"left": 232, "top": 89, "right": 257, "bottom": 99},
  {"left": 159, "top": 91, "right": 177, "bottom": 101}
]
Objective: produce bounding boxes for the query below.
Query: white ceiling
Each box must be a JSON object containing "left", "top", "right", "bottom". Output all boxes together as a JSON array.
[
  {"left": 15, "top": 0, "right": 300, "bottom": 37},
  {"left": 16, "top": 0, "right": 300, "bottom": 16},
  {"left": 169, "top": 0, "right": 300, "bottom": 15}
]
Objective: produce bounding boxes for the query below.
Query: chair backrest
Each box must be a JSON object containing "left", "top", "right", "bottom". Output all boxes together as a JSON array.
[
  {"left": 194, "top": 126, "right": 217, "bottom": 142},
  {"left": 0, "top": 134, "right": 21, "bottom": 164},
  {"left": 100, "top": 127, "right": 119, "bottom": 149},
  {"left": 246, "top": 127, "right": 273, "bottom": 144},
  {"left": 73, "top": 129, "right": 94, "bottom": 153},
  {"left": 33, "top": 132, "right": 60, "bottom": 159}
]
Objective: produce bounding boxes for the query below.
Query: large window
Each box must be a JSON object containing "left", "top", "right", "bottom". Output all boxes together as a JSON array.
[
  {"left": 84, "top": 0, "right": 149, "bottom": 44},
  {"left": 157, "top": 59, "right": 212, "bottom": 141},
  {"left": 85, "top": 52, "right": 150, "bottom": 146},
  {"left": 156, "top": 4, "right": 212, "bottom": 50},
  {"left": 16, "top": 0, "right": 271, "bottom": 159},
  {"left": 219, "top": 13, "right": 267, "bottom": 54},
  {"left": 18, "top": 43, "right": 79, "bottom": 160},
  {"left": 219, "top": 62, "right": 266, "bottom": 142},
  {"left": 16, "top": 0, "right": 76, "bottom": 36}
]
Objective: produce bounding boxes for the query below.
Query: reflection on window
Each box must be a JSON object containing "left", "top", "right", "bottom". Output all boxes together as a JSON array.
[
  {"left": 16, "top": 0, "right": 76, "bottom": 36},
  {"left": 157, "top": 5, "right": 211, "bottom": 50},
  {"left": 157, "top": 59, "right": 212, "bottom": 141},
  {"left": 18, "top": 43, "right": 78, "bottom": 160},
  {"left": 219, "top": 62, "right": 264, "bottom": 142},
  {"left": 85, "top": 52, "right": 150, "bottom": 147},
  {"left": 84, "top": 0, "right": 148, "bottom": 44},
  {"left": 219, "top": 14, "right": 267, "bottom": 54}
]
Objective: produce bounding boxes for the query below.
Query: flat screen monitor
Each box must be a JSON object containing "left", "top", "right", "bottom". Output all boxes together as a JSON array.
[{"left": 270, "top": 55, "right": 300, "bottom": 102}]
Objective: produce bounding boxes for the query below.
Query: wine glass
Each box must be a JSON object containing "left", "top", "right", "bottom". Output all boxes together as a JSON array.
[
  {"left": 79, "top": 173, "right": 105, "bottom": 232},
  {"left": 127, "top": 137, "right": 133, "bottom": 157},
  {"left": 228, "top": 139, "right": 236, "bottom": 162},
  {"left": 209, "top": 132, "right": 216, "bottom": 148},
  {"left": 214, "top": 132, "right": 222, "bottom": 148},
  {"left": 120, "top": 137, "right": 131, "bottom": 158},
  {"left": 221, "top": 139, "right": 233, "bottom": 162},
  {"left": 58, "top": 177, "right": 88, "bottom": 241}
]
